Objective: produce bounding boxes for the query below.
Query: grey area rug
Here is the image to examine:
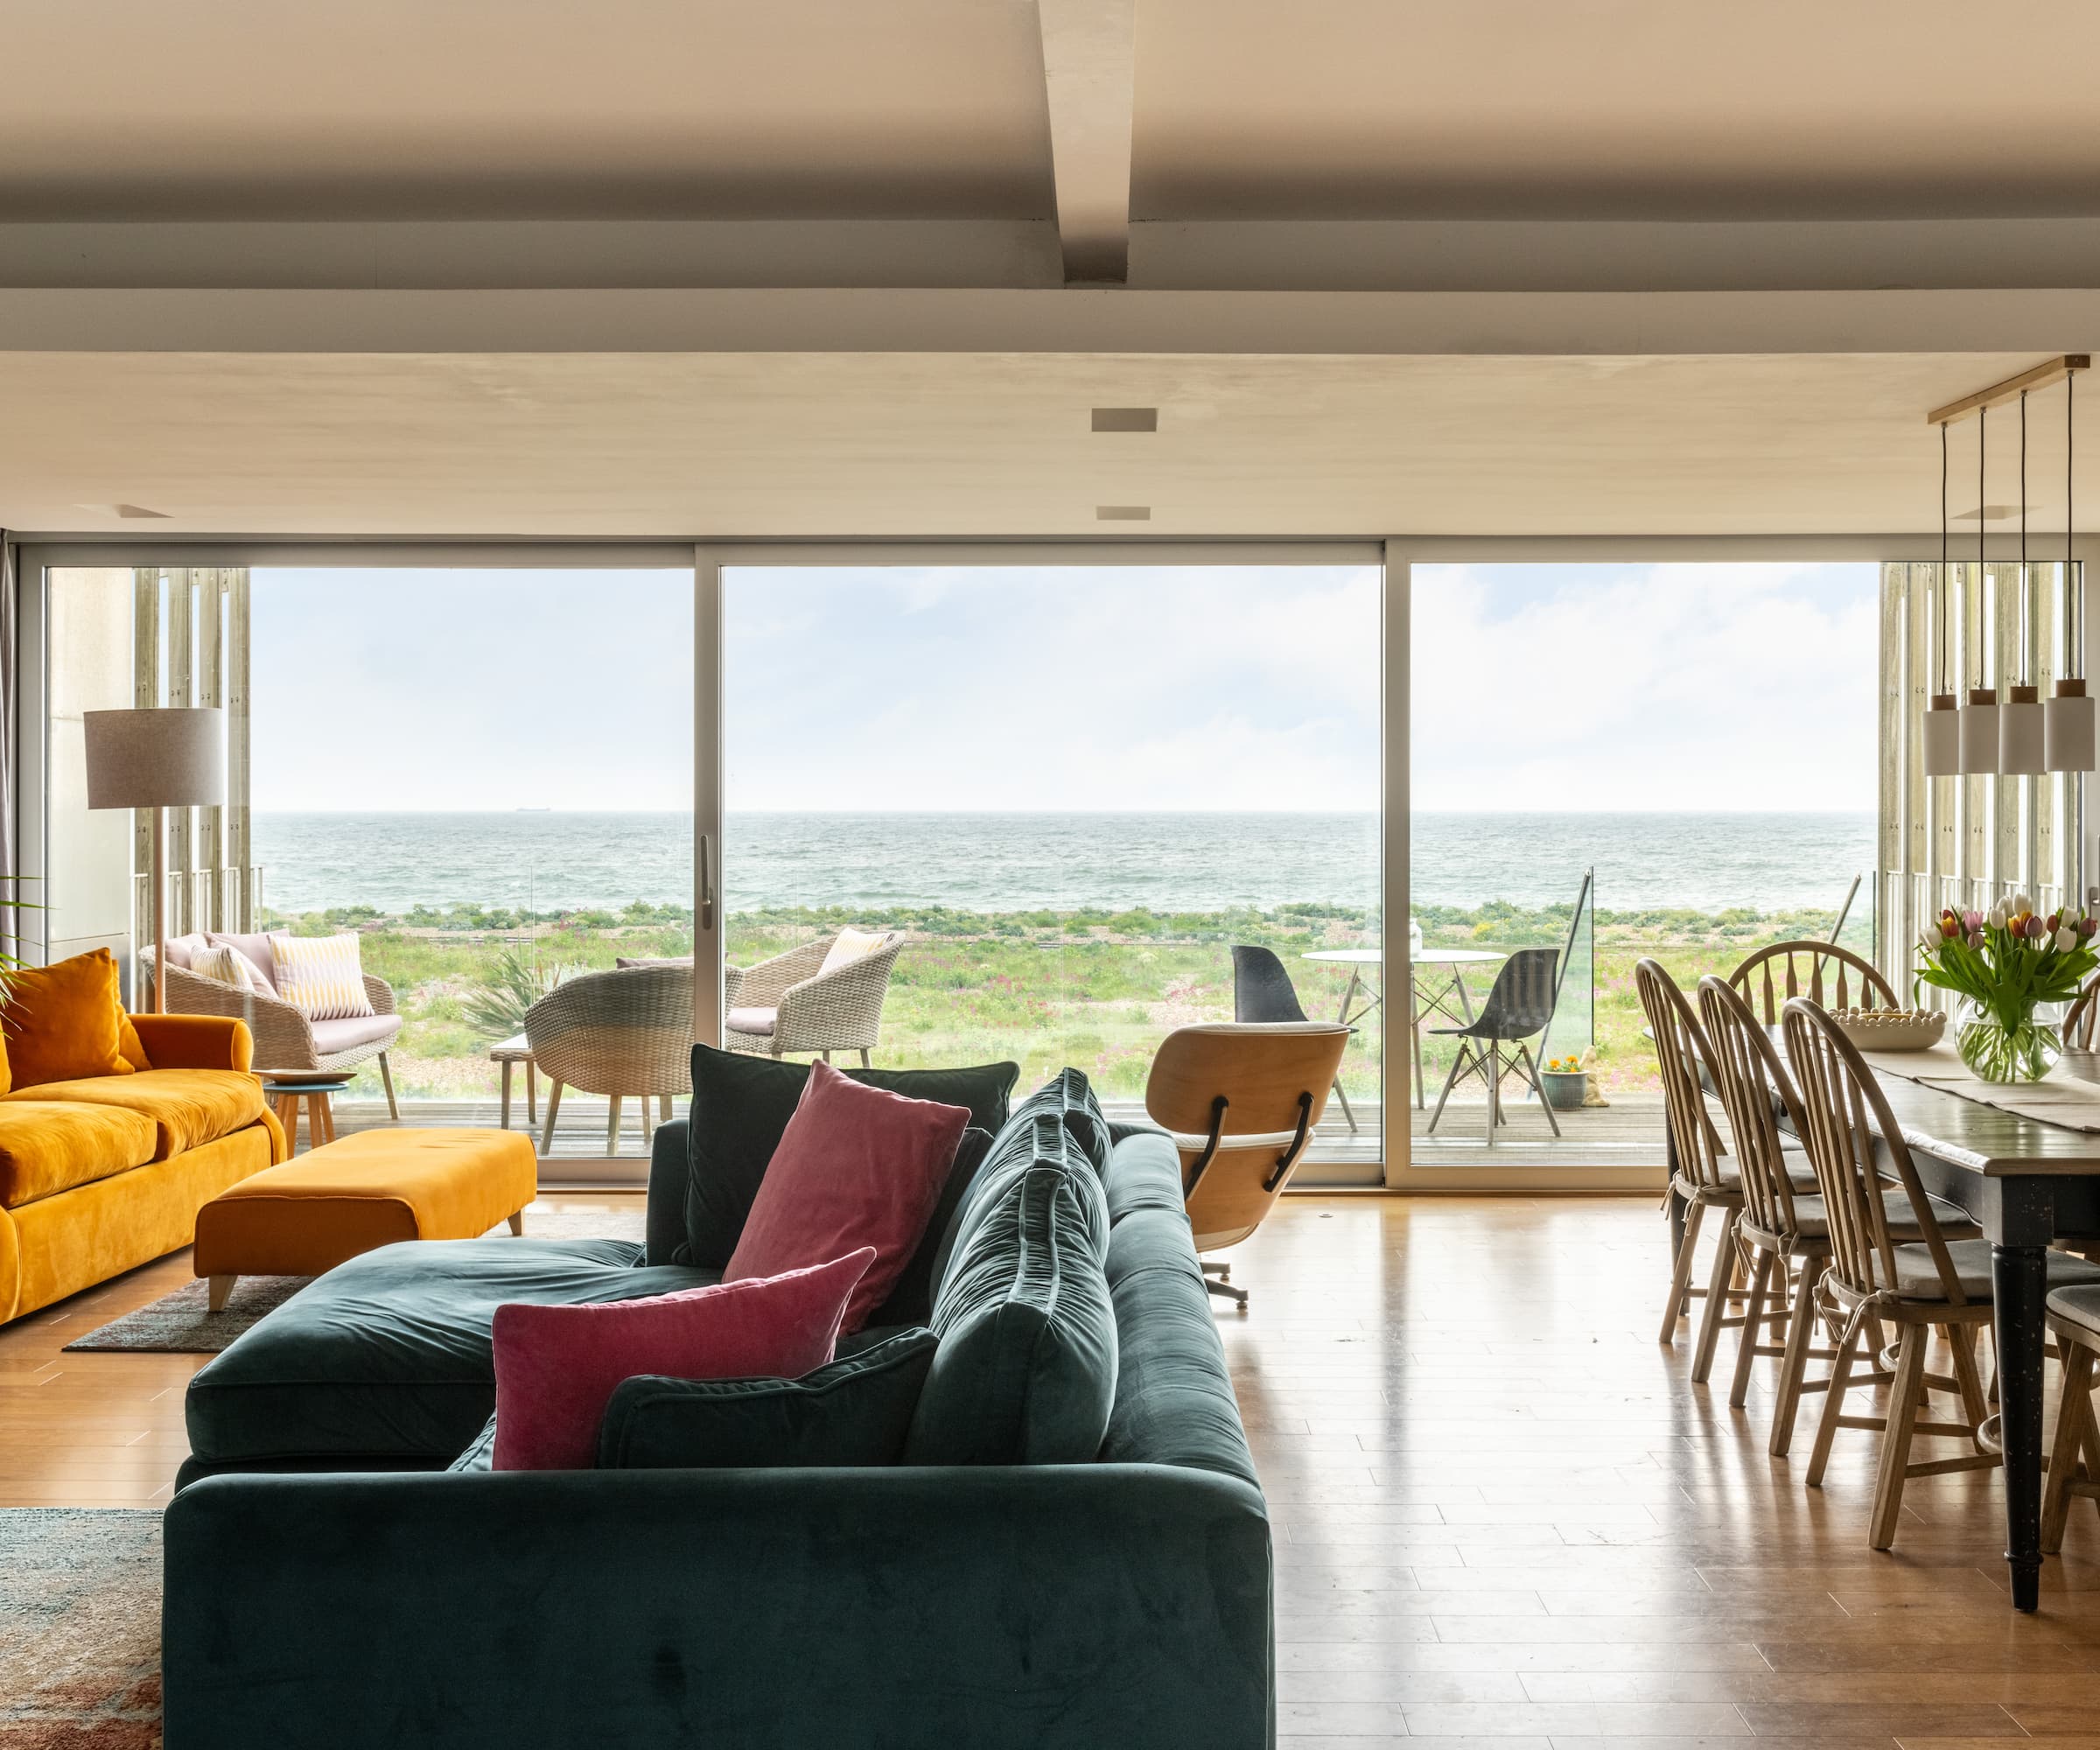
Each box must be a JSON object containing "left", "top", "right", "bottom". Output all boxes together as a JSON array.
[
  {"left": 0, "top": 1508, "right": 162, "bottom": 1747},
  {"left": 62, "top": 1208, "right": 647, "bottom": 1354}
]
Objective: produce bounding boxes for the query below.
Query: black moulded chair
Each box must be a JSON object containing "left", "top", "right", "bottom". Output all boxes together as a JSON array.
[
  {"left": 1231, "top": 945, "right": 1356, "bottom": 1131},
  {"left": 1425, "top": 946, "right": 1562, "bottom": 1141}
]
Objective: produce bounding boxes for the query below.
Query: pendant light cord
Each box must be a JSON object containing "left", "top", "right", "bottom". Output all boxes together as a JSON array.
[
  {"left": 1940, "top": 419, "right": 1950, "bottom": 696},
  {"left": 2021, "top": 390, "right": 2030, "bottom": 688},
  {"left": 2071, "top": 370, "right": 2081, "bottom": 682},
  {"left": 1978, "top": 403, "right": 1987, "bottom": 692}
]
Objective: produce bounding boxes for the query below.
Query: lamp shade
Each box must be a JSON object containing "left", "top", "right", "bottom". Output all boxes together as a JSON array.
[
  {"left": 82, "top": 708, "right": 226, "bottom": 808},
  {"left": 1922, "top": 694, "right": 1961, "bottom": 776},
  {"left": 1958, "top": 687, "right": 2000, "bottom": 775},
  {"left": 2047, "top": 679, "right": 2097, "bottom": 773},
  {"left": 2000, "top": 685, "right": 2047, "bottom": 774}
]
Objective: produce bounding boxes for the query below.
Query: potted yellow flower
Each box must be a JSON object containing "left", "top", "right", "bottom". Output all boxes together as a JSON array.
[
  {"left": 1539, "top": 1054, "right": 1588, "bottom": 1110},
  {"left": 1914, "top": 895, "right": 2099, "bottom": 1083}
]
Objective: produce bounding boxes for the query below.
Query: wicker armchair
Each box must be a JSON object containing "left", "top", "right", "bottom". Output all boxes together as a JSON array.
[
  {"left": 523, "top": 963, "right": 693, "bottom": 1157},
  {"left": 724, "top": 930, "right": 904, "bottom": 1067},
  {"left": 140, "top": 946, "right": 402, "bottom": 1119}
]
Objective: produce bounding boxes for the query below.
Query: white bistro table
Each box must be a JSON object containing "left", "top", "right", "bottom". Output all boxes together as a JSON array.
[{"left": 1304, "top": 945, "right": 1508, "bottom": 1110}]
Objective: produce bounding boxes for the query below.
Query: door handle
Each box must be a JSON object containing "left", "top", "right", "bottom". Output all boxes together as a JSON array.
[{"left": 699, "top": 832, "right": 716, "bottom": 932}]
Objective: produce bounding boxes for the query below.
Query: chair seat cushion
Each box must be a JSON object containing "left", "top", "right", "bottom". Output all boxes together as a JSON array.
[
  {"left": 1894, "top": 1236, "right": 2100, "bottom": 1302},
  {"left": 184, "top": 1236, "right": 718, "bottom": 1467},
  {"left": 2048, "top": 1282, "right": 2100, "bottom": 1345},
  {"left": 308, "top": 1012, "right": 402, "bottom": 1058},
  {"left": 724, "top": 1006, "right": 777, "bottom": 1038},
  {"left": 3, "top": 1069, "right": 264, "bottom": 1160},
  {"left": 0, "top": 1100, "right": 159, "bottom": 1207},
  {"left": 1774, "top": 1189, "right": 1977, "bottom": 1242}
]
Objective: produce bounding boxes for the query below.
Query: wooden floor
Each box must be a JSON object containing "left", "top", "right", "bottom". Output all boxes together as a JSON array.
[{"left": 8, "top": 1194, "right": 2100, "bottom": 1743}]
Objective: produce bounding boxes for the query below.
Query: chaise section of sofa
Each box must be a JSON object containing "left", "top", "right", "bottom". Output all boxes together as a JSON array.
[
  {"left": 0, "top": 1014, "right": 282, "bottom": 1324},
  {"left": 162, "top": 1119, "right": 1273, "bottom": 1750}
]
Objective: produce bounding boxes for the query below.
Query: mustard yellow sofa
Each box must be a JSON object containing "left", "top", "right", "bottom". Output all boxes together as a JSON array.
[{"left": 0, "top": 1015, "right": 286, "bottom": 1326}]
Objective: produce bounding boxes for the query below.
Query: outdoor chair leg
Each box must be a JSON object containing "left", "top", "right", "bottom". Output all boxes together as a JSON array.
[
  {"left": 659, "top": 1094, "right": 672, "bottom": 1120},
  {"left": 378, "top": 1052, "right": 400, "bottom": 1122},
  {"left": 1516, "top": 1041, "right": 1560, "bottom": 1138},
  {"left": 528, "top": 1065, "right": 539, "bottom": 1125},
  {"left": 540, "top": 1082, "right": 563, "bottom": 1158},
  {"left": 1426, "top": 1042, "right": 1474, "bottom": 1134},
  {"left": 1330, "top": 1076, "right": 1357, "bottom": 1134},
  {"left": 858, "top": 1048, "right": 871, "bottom": 1068},
  {"left": 606, "top": 1096, "right": 625, "bottom": 1156},
  {"left": 1486, "top": 1041, "right": 1502, "bottom": 1144},
  {"left": 499, "top": 1060, "right": 514, "bottom": 1130},
  {"left": 640, "top": 1096, "right": 656, "bottom": 1149}
]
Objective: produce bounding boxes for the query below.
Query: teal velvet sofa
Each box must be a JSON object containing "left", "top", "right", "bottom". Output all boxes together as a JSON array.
[{"left": 162, "top": 1079, "right": 1273, "bottom": 1750}]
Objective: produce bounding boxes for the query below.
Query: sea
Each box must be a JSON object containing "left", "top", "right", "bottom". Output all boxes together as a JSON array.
[{"left": 250, "top": 810, "right": 1879, "bottom": 920}]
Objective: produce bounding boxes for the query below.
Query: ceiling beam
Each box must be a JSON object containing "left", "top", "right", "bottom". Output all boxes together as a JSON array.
[{"left": 1036, "top": 0, "right": 1134, "bottom": 286}]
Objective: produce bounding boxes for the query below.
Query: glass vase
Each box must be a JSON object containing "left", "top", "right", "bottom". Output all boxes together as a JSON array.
[{"left": 1953, "top": 999, "right": 2064, "bottom": 1084}]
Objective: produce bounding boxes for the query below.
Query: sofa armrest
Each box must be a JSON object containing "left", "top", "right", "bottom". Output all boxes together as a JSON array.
[
  {"left": 164, "top": 1463, "right": 1271, "bottom": 1750},
  {"left": 645, "top": 1116, "right": 689, "bottom": 1264},
  {"left": 130, "top": 1013, "right": 254, "bottom": 1073}
]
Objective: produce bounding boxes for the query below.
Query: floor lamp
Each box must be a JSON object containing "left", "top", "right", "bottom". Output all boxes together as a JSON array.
[{"left": 83, "top": 708, "right": 226, "bottom": 1015}]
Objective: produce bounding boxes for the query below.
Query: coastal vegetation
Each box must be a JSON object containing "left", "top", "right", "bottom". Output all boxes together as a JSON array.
[{"left": 267, "top": 895, "right": 1870, "bottom": 1109}]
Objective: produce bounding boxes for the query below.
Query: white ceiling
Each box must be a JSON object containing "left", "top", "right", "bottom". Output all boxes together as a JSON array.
[
  {"left": 4, "top": 349, "right": 2088, "bottom": 539},
  {"left": 4, "top": 0, "right": 2097, "bottom": 224}
]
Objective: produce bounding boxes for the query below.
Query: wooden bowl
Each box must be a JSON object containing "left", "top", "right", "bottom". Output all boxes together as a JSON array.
[{"left": 1829, "top": 1007, "right": 1946, "bottom": 1052}]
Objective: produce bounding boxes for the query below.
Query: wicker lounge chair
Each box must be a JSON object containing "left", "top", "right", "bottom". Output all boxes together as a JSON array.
[
  {"left": 724, "top": 929, "right": 904, "bottom": 1067},
  {"left": 523, "top": 962, "right": 693, "bottom": 1156},
  {"left": 142, "top": 940, "right": 402, "bottom": 1118}
]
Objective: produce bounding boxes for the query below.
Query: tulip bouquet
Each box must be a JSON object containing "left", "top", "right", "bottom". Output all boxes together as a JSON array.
[{"left": 1914, "top": 894, "right": 2100, "bottom": 1082}]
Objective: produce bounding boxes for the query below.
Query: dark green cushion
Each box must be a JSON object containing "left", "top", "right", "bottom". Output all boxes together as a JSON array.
[
  {"left": 904, "top": 1116, "right": 1116, "bottom": 1466},
  {"left": 186, "top": 1238, "right": 716, "bottom": 1468},
  {"left": 1008, "top": 1068, "right": 1112, "bottom": 1174},
  {"left": 677, "top": 1045, "right": 1018, "bottom": 1270},
  {"left": 597, "top": 1328, "right": 939, "bottom": 1469}
]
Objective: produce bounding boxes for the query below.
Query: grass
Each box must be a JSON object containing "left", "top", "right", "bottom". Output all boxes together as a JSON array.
[{"left": 267, "top": 895, "right": 1872, "bottom": 1110}]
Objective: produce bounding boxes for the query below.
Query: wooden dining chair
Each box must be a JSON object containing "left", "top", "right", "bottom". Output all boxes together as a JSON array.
[
  {"left": 1727, "top": 940, "right": 1898, "bottom": 1025},
  {"left": 2043, "top": 1286, "right": 2100, "bottom": 1551},
  {"left": 1144, "top": 1021, "right": 1351, "bottom": 1309},
  {"left": 1782, "top": 997, "right": 2001, "bottom": 1549},
  {"left": 2064, "top": 973, "right": 2100, "bottom": 1050},
  {"left": 1636, "top": 958, "right": 1747, "bottom": 1380},
  {"left": 1699, "top": 976, "right": 1977, "bottom": 1457}
]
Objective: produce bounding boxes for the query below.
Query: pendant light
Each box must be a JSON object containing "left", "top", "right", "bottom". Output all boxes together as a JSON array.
[
  {"left": 1958, "top": 403, "right": 2000, "bottom": 774},
  {"left": 2047, "top": 368, "right": 2096, "bottom": 772},
  {"left": 2001, "top": 389, "right": 2047, "bottom": 772},
  {"left": 1922, "top": 419, "right": 1961, "bottom": 775}
]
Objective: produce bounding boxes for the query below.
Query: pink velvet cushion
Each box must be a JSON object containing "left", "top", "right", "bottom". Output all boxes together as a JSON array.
[
  {"left": 724, "top": 1059, "right": 970, "bottom": 1334},
  {"left": 491, "top": 1248, "right": 873, "bottom": 1471}
]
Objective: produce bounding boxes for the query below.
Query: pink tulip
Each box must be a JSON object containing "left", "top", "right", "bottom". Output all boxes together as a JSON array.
[
  {"left": 2028, "top": 915, "right": 2048, "bottom": 939},
  {"left": 2083, "top": 918, "right": 2098, "bottom": 939},
  {"left": 1969, "top": 930, "right": 1987, "bottom": 949},
  {"left": 1964, "top": 910, "right": 1984, "bottom": 931}
]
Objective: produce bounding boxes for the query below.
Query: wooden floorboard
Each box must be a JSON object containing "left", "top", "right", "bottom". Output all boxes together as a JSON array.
[{"left": 4, "top": 1194, "right": 2100, "bottom": 1740}]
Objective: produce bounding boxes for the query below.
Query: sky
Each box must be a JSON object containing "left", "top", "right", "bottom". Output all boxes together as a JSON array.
[{"left": 248, "top": 559, "right": 1876, "bottom": 814}]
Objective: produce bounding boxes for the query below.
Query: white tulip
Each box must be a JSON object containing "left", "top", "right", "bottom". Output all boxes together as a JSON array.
[
  {"left": 2059, "top": 926, "right": 2079, "bottom": 953},
  {"left": 1918, "top": 928, "right": 1940, "bottom": 955},
  {"left": 1990, "top": 900, "right": 2011, "bottom": 928}
]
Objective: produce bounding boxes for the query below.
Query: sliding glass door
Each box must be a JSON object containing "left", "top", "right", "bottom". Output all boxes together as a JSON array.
[
  {"left": 718, "top": 552, "right": 1385, "bottom": 1180},
  {"left": 1404, "top": 557, "right": 1879, "bottom": 1172}
]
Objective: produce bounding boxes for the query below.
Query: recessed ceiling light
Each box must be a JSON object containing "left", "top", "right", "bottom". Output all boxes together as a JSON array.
[
  {"left": 1091, "top": 408, "right": 1158, "bottom": 433},
  {"left": 75, "top": 502, "right": 170, "bottom": 519},
  {"left": 1096, "top": 505, "right": 1151, "bottom": 521}
]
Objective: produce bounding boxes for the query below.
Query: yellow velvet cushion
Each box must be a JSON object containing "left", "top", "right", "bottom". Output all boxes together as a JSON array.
[
  {"left": 3, "top": 1069, "right": 265, "bottom": 1161},
  {"left": 0, "top": 1100, "right": 160, "bottom": 1208},
  {"left": 117, "top": 1012, "right": 150, "bottom": 1073},
  {"left": 3, "top": 949, "right": 133, "bottom": 1089}
]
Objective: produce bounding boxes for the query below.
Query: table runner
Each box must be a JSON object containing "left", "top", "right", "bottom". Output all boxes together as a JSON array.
[{"left": 1859, "top": 1041, "right": 2100, "bottom": 1132}]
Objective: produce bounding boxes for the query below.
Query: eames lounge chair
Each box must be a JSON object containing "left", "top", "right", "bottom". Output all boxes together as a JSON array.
[{"left": 1144, "top": 1020, "right": 1350, "bottom": 1308}]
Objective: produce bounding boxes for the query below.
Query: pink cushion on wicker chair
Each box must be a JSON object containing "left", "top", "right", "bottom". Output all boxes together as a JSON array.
[
  {"left": 725, "top": 1006, "right": 777, "bottom": 1037},
  {"left": 206, "top": 932, "right": 279, "bottom": 993},
  {"left": 308, "top": 1013, "right": 402, "bottom": 1056},
  {"left": 491, "top": 1247, "right": 874, "bottom": 1470}
]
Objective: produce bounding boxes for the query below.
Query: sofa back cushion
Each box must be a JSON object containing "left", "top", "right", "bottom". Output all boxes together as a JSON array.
[
  {"left": 724, "top": 1060, "right": 970, "bottom": 1334},
  {"left": 598, "top": 1326, "right": 938, "bottom": 1469},
  {"left": 2, "top": 948, "right": 133, "bottom": 1089},
  {"left": 491, "top": 1247, "right": 873, "bottom": 1471},
  {"left": 1006, "top": 1068, "right": 1112, "bottom": 1175},
  {"left": 903, "top": 1116, "right": 1117, "bottom": 1466},
  {"left": 673, "top": 1045, "right": 1018, "bottom": 1270}
]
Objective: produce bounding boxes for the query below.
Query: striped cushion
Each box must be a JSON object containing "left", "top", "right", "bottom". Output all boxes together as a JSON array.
[
  {"left": 191, "top": 944, "right": 261, "bottom": 992},
  {"left": 268, "top": 933, "right": 376, "bottom": 1021}
]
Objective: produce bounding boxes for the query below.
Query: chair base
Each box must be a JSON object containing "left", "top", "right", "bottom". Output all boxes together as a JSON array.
[{"left": 1203, "top": 1260, "right": 1249, "bottom": 1308}]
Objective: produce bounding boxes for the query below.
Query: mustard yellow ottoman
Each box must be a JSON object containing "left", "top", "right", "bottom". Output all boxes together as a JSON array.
[{"left": 193, "top": 1128, "right": 537, "bottom": 1309}]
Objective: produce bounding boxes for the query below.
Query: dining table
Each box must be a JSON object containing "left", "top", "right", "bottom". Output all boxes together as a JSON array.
[{"left": 1685, "top": 1032, "right": 2100, "bottom": 1612}]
